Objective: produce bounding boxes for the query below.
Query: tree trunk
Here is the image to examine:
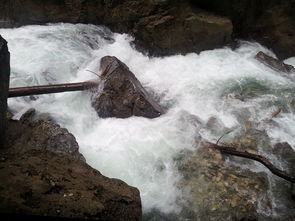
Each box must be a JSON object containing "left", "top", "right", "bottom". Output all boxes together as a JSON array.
[{"left": 8, "top": 81, "right": 99, "bottom": 98}]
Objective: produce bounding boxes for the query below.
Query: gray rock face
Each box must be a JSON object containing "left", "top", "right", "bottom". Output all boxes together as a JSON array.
[
  {"left": 91, "top": 56, "right": 164, "bottom": 119},
  {"left": 0, "top": 35, "right": 10, "bottom": 149},
  {"left": 1, "top": 111, "right": 142, "bottom": 220}
]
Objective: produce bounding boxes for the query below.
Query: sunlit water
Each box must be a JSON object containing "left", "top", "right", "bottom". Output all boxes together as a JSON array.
[{"left": 1, "top": 23, "right": 295, "bottom": 219}]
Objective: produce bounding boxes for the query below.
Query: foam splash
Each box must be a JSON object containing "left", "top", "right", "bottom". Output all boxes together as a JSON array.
[{"left": 1, "top": 23, "right": 295, "bottom": 216}]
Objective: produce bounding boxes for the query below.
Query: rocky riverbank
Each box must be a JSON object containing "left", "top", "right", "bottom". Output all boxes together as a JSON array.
[{"left": 0, "top": 110, "right": 142, "bottom": 220}]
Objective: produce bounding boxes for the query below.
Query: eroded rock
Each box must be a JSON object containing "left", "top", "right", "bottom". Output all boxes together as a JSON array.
[
  {"left": 1, "top": 111, "right": 142, "bottom": 220},
  {"left": 91, "top": 56, "right": 163, "bottom": 119}
]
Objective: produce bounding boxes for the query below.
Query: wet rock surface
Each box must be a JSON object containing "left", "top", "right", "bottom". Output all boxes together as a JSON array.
[
  {"left": 176, "top": 142, "right": 271, "bottom": 221},
  {"left": 91, "top": 56, "right": 163, "bottom": 119},
  {"left": 255, "top": 51, "right": 295, "bottom": 74},
  {"left": 0, "top": 110, "right": 142, "bottom": 220},
  {"left": 1, "top": 0, "right": 294, "bottom": 58},
  {"left": 132, "top": 1, "right": 232, "bottom": 56},
  {"left": 0, "top": 0, "right": 232, "bottom": 56},
  {"left": 5, "top": 108, "right": 85, "bottom": 162},
  {"left": 174, "top": 117, "right": 295, "bottom": 221},
  {"left": 0, "top": 35, "right": 10, "bottom": 148}
]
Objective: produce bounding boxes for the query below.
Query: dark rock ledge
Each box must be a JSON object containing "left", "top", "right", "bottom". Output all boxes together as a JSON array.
[
  {"left": 0, "top": 110, "right": 142, "bottom": 220},
  {"left": 1, "top": 0, "right": 294, "bottom": 58}
]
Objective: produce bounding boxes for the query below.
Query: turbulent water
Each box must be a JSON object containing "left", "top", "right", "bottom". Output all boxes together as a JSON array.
[{"left": 1, "top": 23, "right": 295, "bottom": 219}]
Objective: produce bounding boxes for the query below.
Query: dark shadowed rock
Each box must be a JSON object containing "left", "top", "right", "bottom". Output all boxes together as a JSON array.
[
  {"left": 0, "top": 0, "right": 232, "bottom": 56},
  {"left": 192, "top": 0, "right": 295, "bottom": 59},
  {"left": 0, "top": 35, "right": 10, "bottom": 149},
  {"left": 133, "top": 2, "right": 232, "bottom": 56},
  {"left": 1, "top": 0, "right": 295, "bottom": 58},
  {"left": 1, "top": 111, "right": 142, "bottom": 220},
  {"left": 91, "top": 56, "right": 163, "bottom": 119},
  {"left": 273, "top": 142, "right": 295, "bottom": 175},
  {"left": 255, "top": 51, "right": 295, "bottom": 74}
]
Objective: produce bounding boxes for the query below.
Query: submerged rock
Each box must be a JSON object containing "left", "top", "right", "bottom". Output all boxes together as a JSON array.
[
  {"left": 177, "top": 142, "right": 271, "bottom": 220},
  {"left": 0, "top": 111, "right": 142, "bottom": 220},
  {"left": 255, "top": 51, "right": 295, "bottom": 74},
  {"left": 273, "top": 142, "right": 295, "bottom": 176},
  {"left": 91, "top": 56, "right": 164, "bottom": 119}
]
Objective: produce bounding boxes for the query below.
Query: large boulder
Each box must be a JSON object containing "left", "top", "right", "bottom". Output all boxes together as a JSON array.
[
  {"left": 91, "top": 56, "right": 164, "bottom": 119},
  {"left": 0, "top": 111, "right": 142, "bottom": 220},
  {"left": 133, "top": 1, "right": 232, "bottom": 56},
  {"left": 0, "top": 35, "right": 10, "bottom": 149}
]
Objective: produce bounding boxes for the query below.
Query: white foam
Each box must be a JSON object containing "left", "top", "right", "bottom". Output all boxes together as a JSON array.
[{"left": 1, "top": 23, "right": 295, "bottom": 215}]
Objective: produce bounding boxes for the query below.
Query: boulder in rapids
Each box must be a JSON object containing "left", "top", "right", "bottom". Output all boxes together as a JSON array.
[
  {"left": 255, "top": 51, "right": 295, "bottom": 74},
  {"left": 91, "top": 56, "right": 164, "bottom": 119}
]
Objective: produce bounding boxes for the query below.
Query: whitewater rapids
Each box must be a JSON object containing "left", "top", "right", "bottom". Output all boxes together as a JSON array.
[{"left": 1, "top": 23, "right": 295, "bottom": 219}]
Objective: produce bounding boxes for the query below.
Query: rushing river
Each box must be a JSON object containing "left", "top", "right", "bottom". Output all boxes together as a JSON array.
[{"left": 1, "top": 23, "right": 295, "bottom": 220}]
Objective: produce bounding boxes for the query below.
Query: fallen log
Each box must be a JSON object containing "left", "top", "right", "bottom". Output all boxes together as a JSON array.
[
  {"left": 207, "top": 142, "right": 295, "bottom": 183},
  {"left": 255, "top": 51, "right": 295, "bottom": 73},
  {"left": 8, "top": 81, "right": 99, "bottom": 98}
]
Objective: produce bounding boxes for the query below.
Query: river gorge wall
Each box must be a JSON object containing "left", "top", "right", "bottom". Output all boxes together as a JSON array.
[{"left": 0, "top": 0, "right": 294, "bottom": 59}]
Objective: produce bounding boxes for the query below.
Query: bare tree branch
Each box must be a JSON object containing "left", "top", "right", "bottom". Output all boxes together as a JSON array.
[{"left": 206, "top": 142, "right": 295, "bottom": 183}]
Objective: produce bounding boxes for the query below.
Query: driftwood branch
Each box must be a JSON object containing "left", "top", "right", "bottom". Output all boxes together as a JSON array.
[
  {"left": 8, "top": 81, "right": 99, "bottom": 98},
  {"left": 207, "top": 142, "right": 295, "bottom": 183}
]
